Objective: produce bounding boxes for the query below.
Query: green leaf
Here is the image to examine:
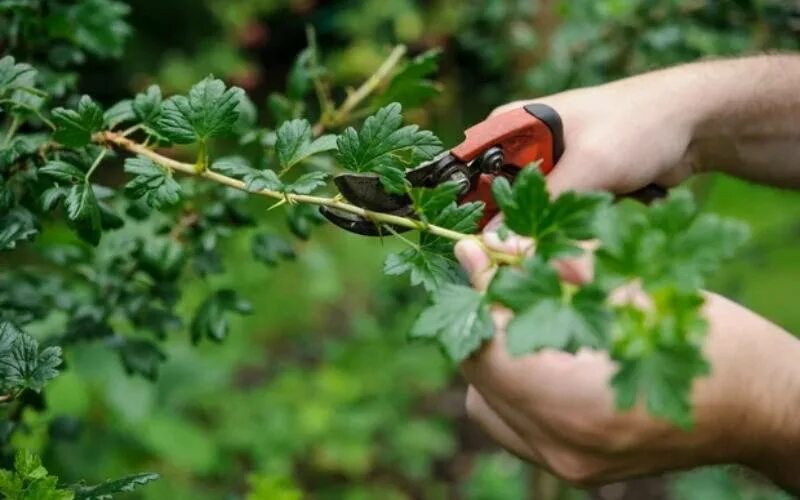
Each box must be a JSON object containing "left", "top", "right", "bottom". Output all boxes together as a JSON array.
[
  {"left": 66, "top": 0, "right": 131, "bottom": 59},
  {"left": 212, "top": 156, "right": 327, "bottom": 195},
  {"left": 115, "top": 338, "right": 166, "bottom": 381},
  {"left": 384, "top": 250, "right": 466, "bottom": 293},
  {"left": 211, "top": 156, "right": 253, "bottom": 178},
  {"left": 409, "top": 181, "right": 462, "bottom": 222},
  {"left": 156, "top": 76, "right": 244, "bottom": 144},
  {"left": 410, "top": 284, "right": 494, "bottom": 362},
  {"left": 595, "top": 189, "right": 749, "bottom": 291},
  {"left": 0, "top": 208, "right": 38, "bottom": 251},
  {"left": 0, "top": 55, "right": 36, "bottom": 97},
  {"left": 0, "top": 321, "right": 62, "bottom": 393},
  {"left": 286, "top": 204, "right": 325, "bottom": 240},
  {"left": 374, "top": 49, "right": 442, "bottom": 108},
  {"left": 70, "top": 472, "right": 161, "bottom": 500},
  {"left": 52, "top": 95, "right": 105, "bottom": 147},
  {"left": 132, "top": 84, "right": 162, "bottom": 132},
  {"left": 488, "top": 257, "right": 611, "bottom": 355},
  {"left": 39, "top": 160, "right": 85, "bottom": 183},
  {"left": 243, "top": 169, "right": 282, "bottom": 192},
  {"left": 190, "top": 290, "right": 252, "bottom": 344},
  {"left": 492, "top": 165, "right": 610, "bottom": 259},
  {"left": 103, "top": 99, "right": 134, "bottom": 128},
  {"left": 123, "top": 156, "right": 181, "bottom": 209},
  {"left": 71, "top": 472, "right": 159, "bottom": 500},
  {"left": 283, "top": 171, "right": 329, "bottom": 195},
  {"left": 275, "top": 118, "right": 336, "bottom": 170},
  {"left": 610, "top": 289, "right": 709, "bottom": 427},
  {"left": 65, "top": 182, "right": 102, "bottom": 245},
  {"left": 251, "top": 233, "right": 295, "bottom": 267},
  {"left": 387, "top": 183, "right": 484, "bottom": 291},
  {"left": 336, "top": 103, "right": 442, "bottom": 193},
  {"left": 0, "top": 450, "right": 74, "bottom": 500}
]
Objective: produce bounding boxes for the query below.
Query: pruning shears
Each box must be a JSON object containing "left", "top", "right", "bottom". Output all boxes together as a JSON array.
[{"left": 320, "top": 104, "right": 666, "bottom": 236}]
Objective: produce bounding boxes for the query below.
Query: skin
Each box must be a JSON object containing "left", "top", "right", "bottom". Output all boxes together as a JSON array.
[{"left": 457, "top": 55, "right": 800, "bottom": 492}]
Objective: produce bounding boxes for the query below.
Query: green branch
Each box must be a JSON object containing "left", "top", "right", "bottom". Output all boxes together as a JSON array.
[{"left": 97, "top": 131, "right": 519, "bottom": 265}]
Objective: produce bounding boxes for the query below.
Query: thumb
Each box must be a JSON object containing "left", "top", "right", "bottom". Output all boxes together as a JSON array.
[{"left": 454, "top": 239, "right": 496, "bottom": 292}]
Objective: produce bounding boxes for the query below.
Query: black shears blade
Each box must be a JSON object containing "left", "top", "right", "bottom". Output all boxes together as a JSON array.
[{"left": 319, "top": 156, "right": 452, "bottom": 236}]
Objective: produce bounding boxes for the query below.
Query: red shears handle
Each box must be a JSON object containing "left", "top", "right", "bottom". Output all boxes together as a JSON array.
[{"left": 454, "top": 104, "right": 564, "bottom": 227}]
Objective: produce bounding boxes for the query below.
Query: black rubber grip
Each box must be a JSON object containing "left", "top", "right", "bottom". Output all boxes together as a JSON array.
[{"left": 523, "top": 103, "right": 565, "bottom": 163}]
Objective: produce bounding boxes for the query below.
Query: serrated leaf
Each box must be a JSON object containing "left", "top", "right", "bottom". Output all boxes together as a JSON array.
[
  {"left": 388, "top": 184, "right": 484, "bottom": 291},
  {"left": 0, "top": 208, "right": 37, "bottom": 250},
  {"left": 133, "top": 84, "right": 162, "bottom": 130},
  {"left": 190, "top": 289, "right": 252, "bottom": 344},
  {"left": 251, "top": 233, "right": 295, "bottom": 267},
  {"left": 335, "top": 103, "right": 442, "bottom": 194},
  {"left": 384, "top": 249, "right": 465, "bottom": 293},
  {"left": 65, "top": 182, "right": 102, "bottom": 245},
  {"left": 71, "top": 472, "right": 159, "bottom": 500},
  {"left": 275, "top": 119, "right": 336, "bottom": 170},
  {"left": 410, "top": 284, "right": 494, "bottom": 362},
  {"left": 52, "top": 95, "right": 104, "bottom": 147},
  {"left": 0, "top": 321, "right": 62, "bottom": 393},
  {"left": 39, "top": 160, "right": 85, "bottom": 183},
  {"left": 123, "top": 156, "right": 181, "bottom": 209},
  {"left": 488, "top": 257, "right": 611, "bottom": 355},
  {"left": 492, "top": 165, "right": 610, "bottom": 259},
  {"left": 0, "top": 55, "right": 36, "bottom": 96},
  {"left": 243, "top": 169, "right": 282, "bottom": 192},
  {"left": 595, "top": 189, "right": 749, "bottom": 291},
  {"left": 156, "top": 76, "right": 244, "bottom": 144},
  {"left": 103, "top": 99, "right": 134, "bottom": 128},
  {"left": 409, "top": 181, "right": 461, "bottom": 222},
  {"left": 0, "top": 450, "right": 73, "bottom": 500},
  {"left": 211, "top": 156, "right": 253, "bottom": 178},
  {"left": 284, "top": 171, "right": 329, "bottom": 195},
  {"left": 610, "top": 289, "right": 709, "bottom": 428}
]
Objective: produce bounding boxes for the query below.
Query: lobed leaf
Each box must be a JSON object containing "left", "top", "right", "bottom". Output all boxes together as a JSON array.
[
  {"left": 335, "top": 103, "right": 442, "bottom": 193},
  {"left": 123, "top": 156, "right": 182, "bottom": 209},
  {"left": 488, "top": 257, "right": 611, "bottom": 355},
  {"left": 492, "top": 165, "right": 610, "bottom": 260},
  {"left": 52, "top": 95, "right": 104, "bottom": 147},
  {"left": 156, "top": 76, "right": 244, "bottom": 144},
  {"left": 275, "top": 118, "right": 336, "bottom": 170},
  {"left": 410, "top": 284, "right": 494, "bottom": 362}
]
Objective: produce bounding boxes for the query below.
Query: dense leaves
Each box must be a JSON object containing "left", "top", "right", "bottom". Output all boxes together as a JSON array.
[
  {"left": 489, "top": 258, "right": 611, "bottom": 355},
  {"left": 0, "top": 450, "right": 72, "bottom": 500}
]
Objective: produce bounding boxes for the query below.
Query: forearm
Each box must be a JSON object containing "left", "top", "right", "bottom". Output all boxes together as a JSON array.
[
  {"left": 698, "top": 293, "right": 800, "bottom": 492},
  {"left": 650, "top": 55, "right": 800, "bottom": 186}
]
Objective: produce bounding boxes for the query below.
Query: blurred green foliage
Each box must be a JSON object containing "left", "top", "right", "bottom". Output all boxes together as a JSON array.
[{"left": 2, "top": 0, "right": 799, "bottom": 498}]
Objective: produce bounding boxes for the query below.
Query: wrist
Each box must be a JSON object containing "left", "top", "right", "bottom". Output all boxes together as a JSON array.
[{"left": 737, "top": 322, "right": 800, "bottom": 491}]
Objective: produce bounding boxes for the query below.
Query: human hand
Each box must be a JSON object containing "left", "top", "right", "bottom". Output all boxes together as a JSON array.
[
  {"left": 492, "top": 55, "right": 800, "bottom": 194},
  {"left": 454, "top": 234, "right": 800, "bottom": 490}
]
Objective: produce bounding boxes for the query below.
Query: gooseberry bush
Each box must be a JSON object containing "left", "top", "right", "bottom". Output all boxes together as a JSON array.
[{"left": 1, "top": 2, "right": 750, "bottom": 496}]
